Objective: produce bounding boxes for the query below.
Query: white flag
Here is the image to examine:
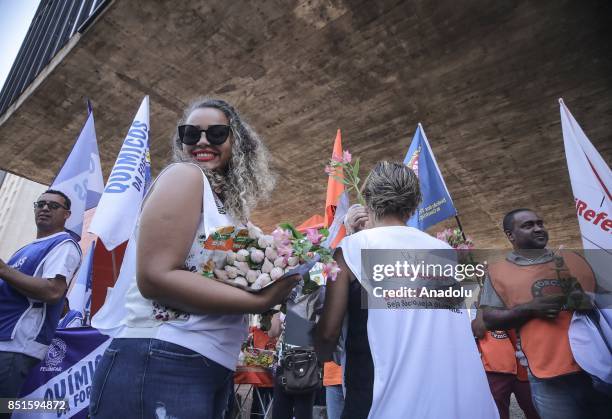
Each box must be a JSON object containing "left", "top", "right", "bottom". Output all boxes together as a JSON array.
[
  {"left": 51, "top": 110, "right": 104, "bottom": 240},
  {"left": 560, "top": 98, "right": 612, "bottom": 386},
  {"left": 88, "top": 96, "right": 151, "bottom": 250},
  {"left": 560, "top": 99, "right": 611, "bottom": 279}
]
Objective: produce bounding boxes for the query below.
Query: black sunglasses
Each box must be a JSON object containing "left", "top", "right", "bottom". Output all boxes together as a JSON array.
[
  {"left": 33, "top": 200, "right": 68, "bottom": 210},
  {"left": 178, "top": 124, "right": 231, "bottom": 146}
]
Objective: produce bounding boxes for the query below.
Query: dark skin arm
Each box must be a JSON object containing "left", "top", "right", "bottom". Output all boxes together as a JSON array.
[
  {"left": 482, "top": 294, "right": 567, "bottom": 330},
  {"left": 136, "top": 164, "right": 299, "bottom": 315},
  {"left": 314, "top": 248, "right": 351, "bottom": 362},
  {"left": 471, "top": 309, "right": 487, "bottom": 339},
  {"left": 0, "top": 259, "right": 67, "bottom": 304}
]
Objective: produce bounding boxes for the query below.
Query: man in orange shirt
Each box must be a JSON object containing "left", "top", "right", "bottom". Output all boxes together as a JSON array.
[
  {"left": 472, "top": 310, "right": 539, "bottom": 419},
  {"left": 481, "top": 208, "right": 611, "bottom": 419}
]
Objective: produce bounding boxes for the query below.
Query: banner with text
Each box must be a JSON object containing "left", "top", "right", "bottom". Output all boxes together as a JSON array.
[
  {"left": 560, "top": 99, "right": 612, "bottom": 386},
  {"left": 88, "top": 96, "right": 151, "bottom": 250},
  {"left": 16, "top": 328, "right": 111, "bottom": 419}
]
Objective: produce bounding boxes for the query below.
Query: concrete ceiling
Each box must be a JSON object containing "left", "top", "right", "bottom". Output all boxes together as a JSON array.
[{"left": 0, "top": 0, "right": 611, "bottom": 247}]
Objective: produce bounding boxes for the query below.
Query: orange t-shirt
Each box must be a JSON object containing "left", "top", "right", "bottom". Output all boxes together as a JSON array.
[
  {"left": 323, "top": 362, "right": 342, "bottom": 386},
  {"left": 507, "top": 329, "right": 529, "bottom": 381},
  {"left": 477, "top": 330, "right": 517, "bottom": 374},
  {"left": 488, "top": 251, "right": 595, "bottom": 379}
]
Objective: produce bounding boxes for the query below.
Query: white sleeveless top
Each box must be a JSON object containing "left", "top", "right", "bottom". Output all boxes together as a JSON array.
[
  {"left": 93, "top": 163, "right": 248, "bottom": 370},
  {"left": 339, "top": 226, "right": 498, "bottom": 419}
]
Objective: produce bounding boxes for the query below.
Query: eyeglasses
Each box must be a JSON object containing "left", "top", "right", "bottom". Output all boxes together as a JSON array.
[
  {"left": 178, "top": 124, "right": 231, "bottom": 146},
  {"left": 33, "top": 200, "right": 68, "bottom": 210}
]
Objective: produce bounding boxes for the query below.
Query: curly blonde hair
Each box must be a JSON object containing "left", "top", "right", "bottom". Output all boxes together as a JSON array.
[{"left": 172, "top": 98, "right": 276, "bottom": 222}]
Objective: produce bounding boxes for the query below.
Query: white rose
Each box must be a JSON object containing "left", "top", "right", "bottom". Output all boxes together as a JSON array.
[
  {"left": 236, "top": 249, "right": 250, "bottom": 262},
  {"left": 233, "top": 261, "right": 250, "bottom": 276},
  {"left": 261, "top": 258, "right": 274, "bottom": 274},
  {"left": 225, "top": 265, "right": 239, "bottom": 279},
  {"left": 234, "top": 277, "right": 248, "bottom": 287},
  {"left": 250, "top": 249, "right": 265, "bottom": 264},
  {"left": 270, "top": 267, "right": 284, "bottom": 281},
  {"left": 265, "top": 247, "right": 278, "bottom": 261},
  {"left": 274, "top": 257, "right": 287, "bottom": 269},
  {"left": 246, "top": 269, "right": 260, "bottom": 284}
]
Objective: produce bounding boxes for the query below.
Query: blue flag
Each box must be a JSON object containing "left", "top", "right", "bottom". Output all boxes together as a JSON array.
[
  {"left": 404, "top": 123, "right": 457, "bottom": 230},
  {"left": 51, "top": 110, "right": 104, "bottom": 240}
]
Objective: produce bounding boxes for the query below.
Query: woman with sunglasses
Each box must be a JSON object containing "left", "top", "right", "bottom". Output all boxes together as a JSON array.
[{"left": 90, "top": 98, "right": 299, "bottom": 419}]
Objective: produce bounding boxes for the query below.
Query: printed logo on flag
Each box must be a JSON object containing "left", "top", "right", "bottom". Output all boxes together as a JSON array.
[
  {"left": 41, "top": 338, "right": 67, "bottom": 371},
  {"left": 406, "top": 145, "right": 421, "bottom": 177}
]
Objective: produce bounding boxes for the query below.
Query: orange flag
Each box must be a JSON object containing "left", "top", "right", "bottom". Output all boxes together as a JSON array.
[{"left": 325, "top": 129, "right": 344, "bottom": 228}]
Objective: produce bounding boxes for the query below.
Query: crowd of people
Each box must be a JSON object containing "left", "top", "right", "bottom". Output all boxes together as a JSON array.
[{"left": 0, "top": 97, "right": 610, "bottom": 419}]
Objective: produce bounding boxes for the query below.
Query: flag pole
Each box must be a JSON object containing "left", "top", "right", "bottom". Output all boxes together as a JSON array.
[{"left": 455, "top": 215, "right": 467, "bottom": 241}]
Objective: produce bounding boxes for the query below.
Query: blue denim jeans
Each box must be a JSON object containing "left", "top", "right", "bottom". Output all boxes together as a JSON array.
[
  {"left": 325, "top": 385, "right": 345, "bottom": 419},
  {"left": 90, "top": 338, "right": 234, "bottom": 419},
  {"left": 528, "top": 371, "right": 612, "bottom": 419}
]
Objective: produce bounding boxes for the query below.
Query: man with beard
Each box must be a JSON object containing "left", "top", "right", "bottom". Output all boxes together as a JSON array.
[
  {"left": 481, "top": 208, "right": 610, "bottom": 419},
  {"left": 0, "top": 190, "right": 81, "bottom": 402}
]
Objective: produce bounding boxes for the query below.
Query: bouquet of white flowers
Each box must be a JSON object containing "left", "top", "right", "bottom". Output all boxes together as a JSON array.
[{"left": 210, "top": 221, "right": 339, "bottom": 292}]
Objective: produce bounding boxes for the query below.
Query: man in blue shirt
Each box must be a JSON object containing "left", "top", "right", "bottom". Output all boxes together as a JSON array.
[{"left": 0, "top": 190, "right": 81, "bottom": 400}]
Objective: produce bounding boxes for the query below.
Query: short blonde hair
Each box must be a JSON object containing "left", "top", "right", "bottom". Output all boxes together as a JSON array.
[{"left": 362, "top": 161, "right": 421, "bottom": 222}]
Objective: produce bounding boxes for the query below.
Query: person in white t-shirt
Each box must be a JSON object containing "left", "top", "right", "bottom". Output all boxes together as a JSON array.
[
  {"left": 315, "top": 161, "right": 498, "bottom": 419},
  {"left": 90, "top": 98, "right": 299, "bottom": 419},
  {"left": 0, "top": 190, "right": 81, "bottom": 401}
]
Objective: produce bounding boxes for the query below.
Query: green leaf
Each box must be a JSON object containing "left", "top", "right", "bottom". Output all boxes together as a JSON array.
[
  {"left": 330, "top": 175, "right": 349, "bottom": 185},
  {"left": 278, "top": 222, "right": 304, "bottom": 239}
]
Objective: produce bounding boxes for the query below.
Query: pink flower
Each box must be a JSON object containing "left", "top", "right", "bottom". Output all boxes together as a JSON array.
[
  {"left": 324, "top": 165, "right": 334, "bottom": 175},
  {"left": 436, "top": 229, "right": 450, "bottom": 241},
  {"left": 276, "top": 243, "right": 294, "bottom": 258},
  {"left": 272, "top": 228, "right": 291, "bottom": 245},
  {"left": 305, "top": 228, "right": 323, "bottom": 245},
  {"left": 456, "top": 243, "right": 472, "bottom": 250},
  {"left": 331, "top": 153, "right": 343, "bottom": 163},
  {"left": 323, "top": 262, "right": 341, "bottom": 281},
  {"left": 342, "top": 150, "right": 352, "bottom": 163}
]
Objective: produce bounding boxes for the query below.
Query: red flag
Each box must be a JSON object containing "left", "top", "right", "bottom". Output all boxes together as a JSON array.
[
  {"left": 296, "top": 214, "right": 325, "bottom": 232},
  {"left": 325, "top": 129, "right": 344, "bottom": 228}
]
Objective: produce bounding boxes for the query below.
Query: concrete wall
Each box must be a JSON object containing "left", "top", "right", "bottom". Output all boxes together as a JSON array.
[
  {"left": 0, "top": 173, "right": 47, "bottom": 260},
  {"left": 0, "top": 0, "right": 610, "bottom": 247}
]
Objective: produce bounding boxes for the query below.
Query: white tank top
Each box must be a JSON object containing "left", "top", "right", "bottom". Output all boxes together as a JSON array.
[
  {"left": 339, "top": 226, "right": 499, "bottom": 419},
  {"left": 94, "top": 163, "right": 248, "bottom": 370}
]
